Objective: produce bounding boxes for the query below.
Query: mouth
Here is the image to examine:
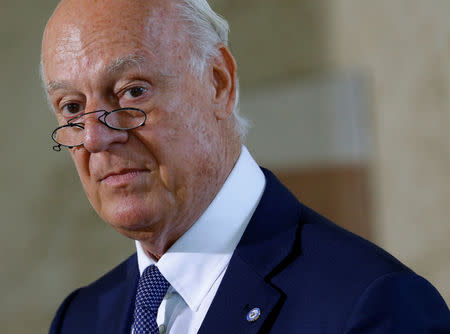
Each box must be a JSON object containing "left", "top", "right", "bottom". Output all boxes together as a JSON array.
[{"left": 100, "top": 168, "right": 149, "bottom": 186}]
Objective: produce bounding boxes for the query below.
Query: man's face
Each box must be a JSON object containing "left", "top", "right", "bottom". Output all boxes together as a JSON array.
[{"left": 42, "top": 0, "right": 237, "bottom": 252}]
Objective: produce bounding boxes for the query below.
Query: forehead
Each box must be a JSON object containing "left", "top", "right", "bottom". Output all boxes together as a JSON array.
[{"left": 42, "top": 0, "right": 188, "bottom": 81}]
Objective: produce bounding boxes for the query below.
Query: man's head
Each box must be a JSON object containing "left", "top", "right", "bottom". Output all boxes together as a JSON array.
[{"left": 41, "top": 0, "right": 244, "bottom": 258}]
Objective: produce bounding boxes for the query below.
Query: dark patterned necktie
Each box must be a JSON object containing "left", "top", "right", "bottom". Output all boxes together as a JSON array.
[{"left": 132, "top": 265, "right": 170, "bottom": 334}]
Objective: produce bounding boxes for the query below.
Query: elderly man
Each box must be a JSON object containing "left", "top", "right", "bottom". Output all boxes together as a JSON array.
[{"left": 42, "top": 0, "right": 449, "bottom": 333}]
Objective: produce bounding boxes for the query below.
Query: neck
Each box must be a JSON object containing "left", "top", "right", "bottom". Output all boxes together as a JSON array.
[{"left": 139, "top": 140, "right": 242, "bottom": 260}]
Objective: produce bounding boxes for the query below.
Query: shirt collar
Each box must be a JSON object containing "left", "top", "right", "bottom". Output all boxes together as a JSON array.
[{"left": 135, "top": 146, "right": 265, "bottom": 311}]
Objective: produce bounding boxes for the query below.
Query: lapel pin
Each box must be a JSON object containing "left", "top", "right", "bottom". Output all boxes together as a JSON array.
[{"left": 246, "top": 307, "right": 261, "bottom": 322}]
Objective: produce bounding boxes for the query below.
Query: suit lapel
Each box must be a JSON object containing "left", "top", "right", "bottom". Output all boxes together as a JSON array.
[
  {"left": 199, "top": 169, "right": 302, "bottom": 333},
  {"left": 97, "top": 255, "right": 140, "bottom": 334},
  {"left": 198, "top": 254, "right": 283, "bottom": 334}
]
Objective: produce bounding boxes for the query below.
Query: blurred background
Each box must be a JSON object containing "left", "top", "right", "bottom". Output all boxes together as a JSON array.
[{"left": 1, "top": 0, "right": 449, "bottom": 332}]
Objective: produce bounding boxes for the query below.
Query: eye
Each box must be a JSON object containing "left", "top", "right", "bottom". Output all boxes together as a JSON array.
[
  {"left": 125, "top": 86, "right": 147, "bottom": 98},
  {"left": 61, "top": 103, "right": 82, "bottom": 115}
]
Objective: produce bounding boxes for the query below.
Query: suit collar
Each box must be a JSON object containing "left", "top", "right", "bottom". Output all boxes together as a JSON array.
[
  {"left": 198, "top": 168, "right": 302, "bottom": 333},
  {"left": 235, "top": 168, "right": 302, "bottom": 278}
]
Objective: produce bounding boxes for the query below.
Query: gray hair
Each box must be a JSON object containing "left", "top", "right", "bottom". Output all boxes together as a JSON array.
[{"left": 176, "top": 0, "right": 249, "bottom": 140}]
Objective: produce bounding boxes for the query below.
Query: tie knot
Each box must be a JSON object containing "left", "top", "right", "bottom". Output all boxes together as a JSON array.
[{"left": 135, "top": 265, "right": 170, "bottom": 314}]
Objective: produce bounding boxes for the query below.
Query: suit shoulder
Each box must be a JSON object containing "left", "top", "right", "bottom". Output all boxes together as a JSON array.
[
  {"left": 261, "top": 169, "right": 410, "bottom": 279},
  {"left": 49, "top": 288, "right": 82, "bottom": 334},
  {"left": 298, "top": 203, "right": 410, "bottom": 277},
  {"left": 272, "top": 201, "right": 416, "bottom": 309},
  {"left": 271, "top": 203, "right": 450, "bottom": 331},
  {"left": 344, "top": 271, "right": 450, "bottom": 332},
  {"left": 49, "top": 253, "right": 137, "bottom": 333},
  {"left": 65, "top": 253, "right": 137, "bottom": 305}
]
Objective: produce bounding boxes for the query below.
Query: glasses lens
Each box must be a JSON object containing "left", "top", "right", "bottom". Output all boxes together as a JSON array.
[
  {"left": 53, "top": 124, "right": 84, "bottom": 147},
  {"left": 105, "top": 108, "right": 145, "bottom": 130}
]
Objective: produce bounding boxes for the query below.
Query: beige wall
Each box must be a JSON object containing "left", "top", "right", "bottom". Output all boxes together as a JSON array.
[
  {"left": 0, "top": 1, "right": 448, "bottom": 332},
  {"left": 327, "top": 0, "right": 450, "bottom": 301}
]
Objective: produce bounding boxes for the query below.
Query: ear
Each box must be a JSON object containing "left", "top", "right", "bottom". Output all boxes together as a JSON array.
[{"left": 211, "top": 44, "right": 237, "bottom": 120}]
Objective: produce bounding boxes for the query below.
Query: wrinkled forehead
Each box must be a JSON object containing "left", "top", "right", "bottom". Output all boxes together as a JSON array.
[{"left": 41, "top": 0, "right": 186, "bottom": 76}]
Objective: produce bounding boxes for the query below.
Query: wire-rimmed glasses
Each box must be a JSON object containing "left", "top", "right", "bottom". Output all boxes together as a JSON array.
[{"left": 51, "top": 107, "right": 147, "bottom": 151}]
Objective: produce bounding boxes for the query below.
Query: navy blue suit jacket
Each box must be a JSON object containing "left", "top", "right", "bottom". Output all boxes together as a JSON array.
[{"left": 50, "top": 169, "right": 450, "bottom": 333}]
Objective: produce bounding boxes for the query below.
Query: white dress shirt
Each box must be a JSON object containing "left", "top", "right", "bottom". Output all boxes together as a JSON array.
[{"left": 133, "top": 146, "right": 265, "bottom": 334}]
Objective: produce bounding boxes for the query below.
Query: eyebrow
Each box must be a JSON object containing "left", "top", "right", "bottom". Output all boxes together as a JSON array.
[
  {"left": 108, "top": 53, "right": 177, "bottom": 80},
  {"left": 107, "top": 54, "right": 147, "bottom": 74},
  {"left": 46, "top": 80, "right": 70, "bottom": 93}
]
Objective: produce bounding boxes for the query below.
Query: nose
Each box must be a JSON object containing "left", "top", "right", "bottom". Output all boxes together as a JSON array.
[{"left": 82, "top": 111, "right": 129, "bottom": 153}]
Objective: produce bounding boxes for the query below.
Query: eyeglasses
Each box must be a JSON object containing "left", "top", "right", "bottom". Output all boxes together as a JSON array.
[{"left": 51, "top": 107, "right": 147, "bottom": 151}]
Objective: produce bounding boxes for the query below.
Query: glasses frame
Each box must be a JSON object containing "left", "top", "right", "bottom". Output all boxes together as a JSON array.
[{"left": 51, "top": 107, "right": 147, "bottom": 151}]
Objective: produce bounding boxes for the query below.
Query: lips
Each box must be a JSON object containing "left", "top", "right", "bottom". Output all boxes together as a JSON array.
[{"left": 99, "top": 168, "right": 149, "bottom": 185}]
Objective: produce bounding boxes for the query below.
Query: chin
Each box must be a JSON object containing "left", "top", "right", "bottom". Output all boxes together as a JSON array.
[{"left": 100, "top": 198, "right": 164, "bottom": 236}]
